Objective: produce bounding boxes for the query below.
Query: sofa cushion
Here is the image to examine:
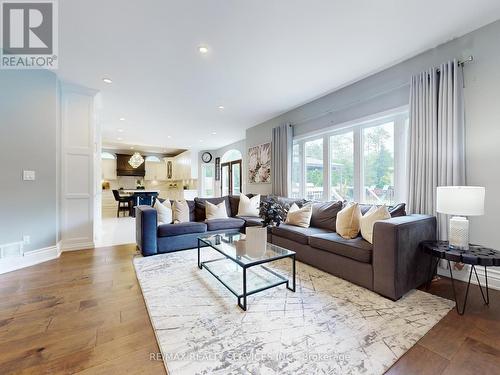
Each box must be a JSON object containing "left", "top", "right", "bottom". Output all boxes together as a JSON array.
[
  {"left": 389, "top": 203, "right": 406, "bottom": 217},
  {"left": 164, "top": 199, "right": 195, "bottom": 221},
  {"left": 360, "top": 205, "right": 391, "bottom": 244},
  {"left": 205, "top": 201, "right": 229, "bottom": 220},
  {"left": 359, "top": 203, "right": 406, "bottom": 218},
  {"left": 228, "top": 194, "right": 255, "bottom": 217},
  {"left": 157, "top": 221, "right": 207, "bottom": 237},
  {"left": 285, "top": 203, "right": 313, "bottom": 228},
  {"left": 309, "top": 232, "right": 373, "bottom": 263},
  {"left": 206, "top": 217, "right": 245, "bottom": 231},
  {"left": 194, "top": 197, "right": 231, "bottom": 221},
  {"left": 275, "top": 196, "right": 309, "bottom": 209},
  {"left": 310, "top": 200, "right": 344, "bottom": 231},
  {"left": 237, "top": 216, "right": 263, "bottom": 227},
  {"left": 271, "top": 224, "right": 332, "bottom": 245},
  {"left": 336, "top": 202, "right": 362, "bottom": 239},
  {"left": 172, "top": 200, "right": 190, "bottom": 223},
  {"left": 238, "top": 194, "right": 261, "bottom": 217}
]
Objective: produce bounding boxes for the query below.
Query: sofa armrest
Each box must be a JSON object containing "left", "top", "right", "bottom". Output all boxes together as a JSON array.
[
  {"left": 372, "top": 214, "right": 436, "bottom": 300},
  {"left": 136, "top": 205, "right": 158, "bottom": 256}
]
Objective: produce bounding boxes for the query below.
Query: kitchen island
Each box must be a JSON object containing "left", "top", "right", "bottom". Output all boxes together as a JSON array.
[{"left": 118, "top": 189, "right": 159, "bottom": 216}]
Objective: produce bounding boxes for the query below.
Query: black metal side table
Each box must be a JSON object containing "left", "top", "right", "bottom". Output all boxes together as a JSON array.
[{"left": 421, "top": 240, "right": 500, "bottom": 315}]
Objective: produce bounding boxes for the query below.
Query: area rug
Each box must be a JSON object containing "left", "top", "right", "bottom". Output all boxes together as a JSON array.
[{"left": 133, "top": 249, "right": 454, "bottom": 375}]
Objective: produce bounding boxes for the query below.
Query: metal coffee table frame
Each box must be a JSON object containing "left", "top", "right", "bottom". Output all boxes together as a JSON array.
[{"left": 197, "top": 237, "right": 296, "bottom": 311}]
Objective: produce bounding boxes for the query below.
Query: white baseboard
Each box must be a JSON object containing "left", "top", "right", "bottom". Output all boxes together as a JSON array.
[
  {"left": 438, "top": 265, "right": 500, "bottom": 291},
  {"left": 60, "top": 241, "right": 95, "bottom": 252},
  {"left": 0, "top": 243, "right": 61, "bottom": 275}
]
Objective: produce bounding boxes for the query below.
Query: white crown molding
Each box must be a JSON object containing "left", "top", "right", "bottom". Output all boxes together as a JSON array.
[
  {"left": 0, "top": 243, "right": 61, "bottom": 275},
  {"left": 438, "top": 265, "right": 500, "bottom": 291}
]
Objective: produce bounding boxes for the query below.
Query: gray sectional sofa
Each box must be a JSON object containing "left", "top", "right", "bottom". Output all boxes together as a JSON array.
[{"left": 135, "top": 195, "right": 435, "bottom": 300}]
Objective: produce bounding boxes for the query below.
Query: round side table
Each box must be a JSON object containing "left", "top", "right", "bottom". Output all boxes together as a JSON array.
[{"left": 421, "top": 240, "right": 500, "bottom": 315}]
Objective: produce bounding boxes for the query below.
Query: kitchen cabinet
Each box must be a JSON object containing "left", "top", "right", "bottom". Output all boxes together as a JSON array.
[
  {"left": 145, "top": 160, "right": 167, "bottom": 181},
  {"left": 102, "top": 159, "right": 117, "bottom": 180},
  {"left": 164, "top": 157, "right": 175, "bottom": 181},
  {"left": 173, "top": 151, "right": 199, "bottom": 180},
  {"left": 162, "top": 152, "right": 198, "bottom": 181}
]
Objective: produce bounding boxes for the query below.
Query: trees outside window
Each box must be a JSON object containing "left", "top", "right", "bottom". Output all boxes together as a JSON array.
[{"left": 291, "top": 110, "right": 407, "bottom": 204}]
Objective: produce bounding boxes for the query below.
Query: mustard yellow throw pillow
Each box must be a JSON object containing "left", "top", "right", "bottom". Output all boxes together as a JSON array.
[{"left": 336, "top": 202, "right": 362, "bottom": 239}]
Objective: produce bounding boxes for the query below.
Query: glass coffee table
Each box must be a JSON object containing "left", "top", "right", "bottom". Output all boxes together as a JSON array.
[{"left": 197, "top": 232, "right": 296, "bottom": 311}]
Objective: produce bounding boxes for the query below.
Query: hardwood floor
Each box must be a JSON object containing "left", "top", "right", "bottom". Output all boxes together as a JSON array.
[
  {"left": 0, "top": 244, "right": 165, "bottom": 375},
  {"left": 1, "top": 244, "right": 499, "bottom": 374},
  {"left": 387, "top": 276, "right": 500, "bottom": 375}
]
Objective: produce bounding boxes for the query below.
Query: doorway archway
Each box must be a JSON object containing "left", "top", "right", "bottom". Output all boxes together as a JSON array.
[{"left": 221, "top": 149, "right": 242, "bottom": 196}]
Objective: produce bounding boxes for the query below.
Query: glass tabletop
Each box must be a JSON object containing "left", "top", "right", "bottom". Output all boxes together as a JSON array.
[{"left": 198, "top": 232, "right": 295, "bottom": 267}]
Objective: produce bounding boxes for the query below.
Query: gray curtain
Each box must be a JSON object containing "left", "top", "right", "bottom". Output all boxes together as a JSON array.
[
  {"left": 407, "top": 59, "right": 465, "bottom": 239},
  {"left": 271, "top": 123, "right": 293, "bottom": 196}
]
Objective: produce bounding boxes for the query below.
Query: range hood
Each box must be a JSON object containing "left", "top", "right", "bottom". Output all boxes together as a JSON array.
[{"left": 116, "top": 153, "right": 145, "bottom": 177}]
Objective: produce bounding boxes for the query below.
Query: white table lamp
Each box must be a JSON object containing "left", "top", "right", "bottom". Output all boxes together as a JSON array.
[{"left": 436, "top": 186, "right": 485, "bottom": 250}]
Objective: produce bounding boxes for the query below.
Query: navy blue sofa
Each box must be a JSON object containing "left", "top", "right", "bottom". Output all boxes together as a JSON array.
[{"left": 136, "top": 195, "right": 263, "bottom": 256}]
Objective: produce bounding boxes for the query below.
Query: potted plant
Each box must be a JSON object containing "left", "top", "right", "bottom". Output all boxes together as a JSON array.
[{"left": 259, "top": 197, "right": 289, "bottom": 227}]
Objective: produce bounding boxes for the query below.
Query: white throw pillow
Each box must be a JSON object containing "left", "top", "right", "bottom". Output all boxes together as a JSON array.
[
  {"left": 172, "top": 200, "right": 190, "bottom": 223},
  {"left": 237, "top": 194, "right": 261, "bottom": 217},
  {"left": 154, "top": 199, "right": 172, "bottom": 225},
  {"left": 360, "top": 205, "right": 391, "bottom": 244},
  {"left": 206, "top": 201, "right": 228, "bottom": 220},
  {"left": 285, "top": 203, "right": 312, "bottom": 228}
]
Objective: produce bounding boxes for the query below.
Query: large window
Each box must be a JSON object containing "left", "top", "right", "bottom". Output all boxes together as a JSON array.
[
  {"left": 305, "top": 139, "right": 324, "bottom": 200},
  {"left": 291, "top": 143, "right": 301, "bottom": 198},
  {"left": 291, "top": 110, "right": 408, "bottom": 204},
  {"left": 362, "top": 122, "right": 394, "bottom": 204},
  {"left": 330, "top": 131, "right": 354, "bottom": 201}
]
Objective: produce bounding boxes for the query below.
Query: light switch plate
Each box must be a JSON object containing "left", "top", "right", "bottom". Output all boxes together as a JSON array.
[{"left": 23, "top": 170, "right": 35, "bottom": 181}]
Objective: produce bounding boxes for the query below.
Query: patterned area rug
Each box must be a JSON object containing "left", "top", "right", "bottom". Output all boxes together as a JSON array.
[{"left": 133, "top": 249, "right": 453, "bottom": 375}]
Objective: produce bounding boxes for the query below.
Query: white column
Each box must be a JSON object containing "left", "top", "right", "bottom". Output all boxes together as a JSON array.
[{"left": 59, "top": 83, "right": 98, "bottom": 251}]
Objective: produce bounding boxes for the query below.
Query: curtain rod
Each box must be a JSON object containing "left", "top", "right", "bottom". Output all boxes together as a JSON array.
[
  {"left": 435, "top": 55, "right": 473, "bottom": 72},
  {"left": 292, "top": 55, "right": 474, "bottom": 127}
]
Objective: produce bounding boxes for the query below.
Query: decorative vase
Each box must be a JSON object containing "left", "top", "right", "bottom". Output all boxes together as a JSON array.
[{"left": 245, "top": 227, "right": 267, "bottom": 258}]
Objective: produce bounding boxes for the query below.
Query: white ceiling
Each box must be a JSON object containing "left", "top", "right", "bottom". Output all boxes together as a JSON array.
[{"left": 57, "top": 0, "right": 500, "bottom": 152}]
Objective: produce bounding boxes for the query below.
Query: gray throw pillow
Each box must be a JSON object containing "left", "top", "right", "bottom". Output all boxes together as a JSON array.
[{"left": 310, "top": 200, "right": 344, "bottom": 231}]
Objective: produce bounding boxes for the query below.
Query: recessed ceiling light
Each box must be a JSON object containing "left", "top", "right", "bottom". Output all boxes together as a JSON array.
[
  {"left": 119, "top": 117, "right": 126, "bottom": 121},
  {"left": 117, "top": 128, "right": 124, "bottom": 133},
  {"left": 167, "top": 135, "right": 171, "bottom": 139},
  {"left": 211, "top": 131, "right": 217, "bottom": 135},
  {"left": 130, "top": 146, "right": 134, "bottom": 149},
  {"left": 199, "top": 140, "right": 204, "bottom": 143},
  {"left": 103, "top": 77, "right": 113, "bottom": 84},
  {"left": 217, "top": 105, "right": 225, "bottom": 110},
  {"left": 117, "top": 137, "right": 123, "bottom": 141},
  {"left": 198, "top": 45, "right": 209, "bottom": 54}
]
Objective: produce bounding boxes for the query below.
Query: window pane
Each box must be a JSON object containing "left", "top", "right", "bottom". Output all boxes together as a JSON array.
[
  {"left": 362, "top": 122, "right": 395, "bottom": 204},
  {"left": 291, "top": 143, "right": 301, "bottom": 198},
  {"left": 305, "top": 138, "right": 323, "bottom": 201},
  {"left": 232, "top": 163, "right": 241, "bottom": 194},
  {"left": 330, "top": 132, "right": 354, "bottom": 201},
  {"left": 201, "top": 164, "right": 215, "bottom": 197},
  {"left": 221, "top": 165, "right": 230, "bottom": 196}
]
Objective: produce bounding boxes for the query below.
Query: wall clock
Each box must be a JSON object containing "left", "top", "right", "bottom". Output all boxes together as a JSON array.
[{"left": 201, "top": 152, "right": 213, "bottom": 163}]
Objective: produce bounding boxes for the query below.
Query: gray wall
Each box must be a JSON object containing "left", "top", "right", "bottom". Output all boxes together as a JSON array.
[
  {"left": 0, "top": 70, "right": 58, "bottom": 252},
  {"left": 244, "top": 20, "right": 500, "bottom": 248},
  {"left": 199, "top": 139, "right": 246, "bottom": 197}
]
